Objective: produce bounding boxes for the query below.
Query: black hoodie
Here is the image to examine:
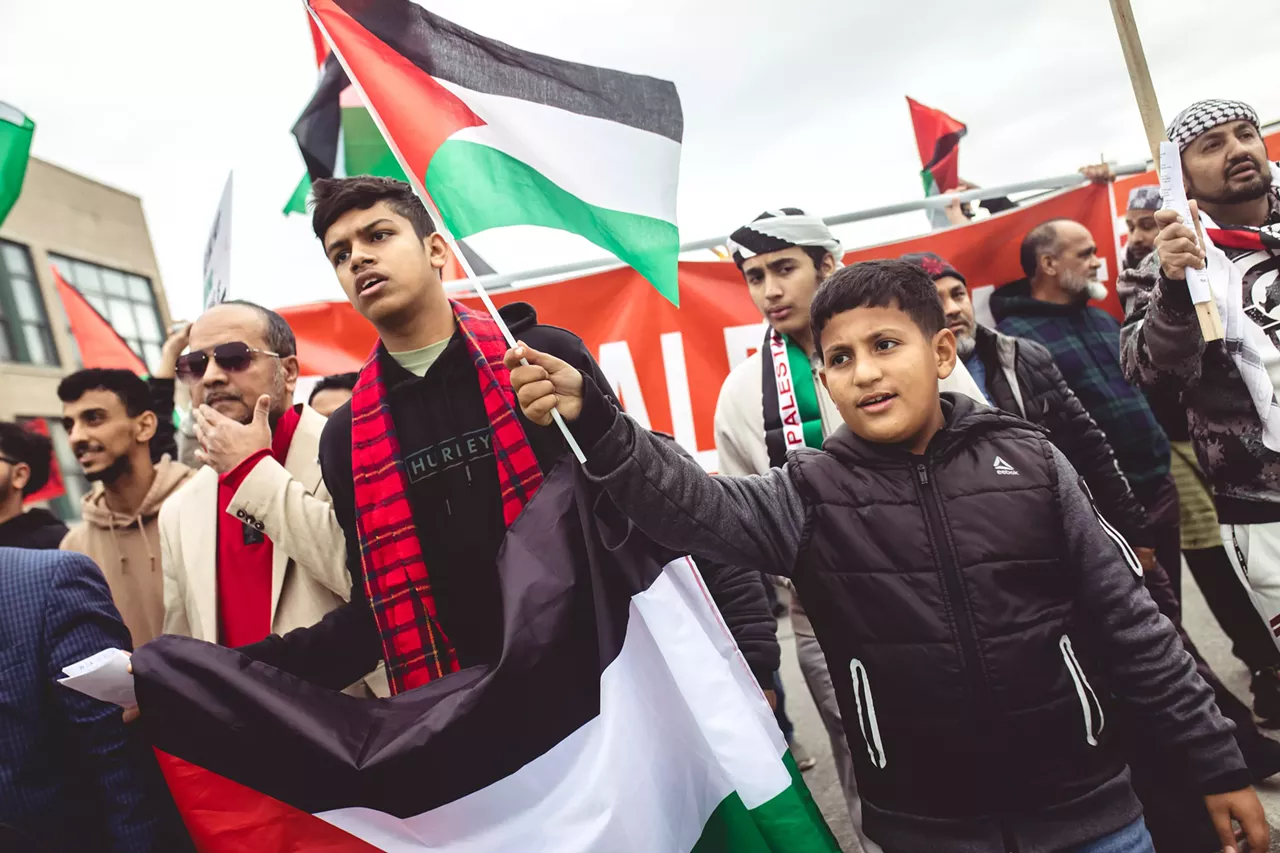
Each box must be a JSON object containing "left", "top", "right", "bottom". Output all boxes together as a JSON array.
[{"left": 0, "top": 508, "right": 68, "bottom": 550}]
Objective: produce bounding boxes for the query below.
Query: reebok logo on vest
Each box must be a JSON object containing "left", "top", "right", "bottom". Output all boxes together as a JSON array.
[{"left": 993, "top": 456, "right": 1019, "bottom": 476}]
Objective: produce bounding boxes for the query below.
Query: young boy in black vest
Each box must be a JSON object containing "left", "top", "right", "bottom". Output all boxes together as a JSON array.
[{"left": 507, "top": 260, "right": 1266, "bottom": 853}]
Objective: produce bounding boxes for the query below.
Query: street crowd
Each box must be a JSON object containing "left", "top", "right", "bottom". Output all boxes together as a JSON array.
[{"left": 2, "top": 97, "right": 1280, "bottom": 853}]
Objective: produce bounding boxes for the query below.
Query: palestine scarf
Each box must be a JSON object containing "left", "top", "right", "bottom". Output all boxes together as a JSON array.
[
  {"left": 726, "top": 209, "right": 842, "bottom": 468},
  {"left": 350, "top": 301, "right": 544, "bottom": 694},
  {"left": 1188, "top": 172, "right": 1280, "bottom": 451},
  {"left": 760, "top": 327, "right": 825, "bottom": 469}
]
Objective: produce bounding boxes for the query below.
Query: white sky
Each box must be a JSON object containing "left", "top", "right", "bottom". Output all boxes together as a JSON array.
[{"left": 3, "top": 0, "right": 1280, "bottom": 322}]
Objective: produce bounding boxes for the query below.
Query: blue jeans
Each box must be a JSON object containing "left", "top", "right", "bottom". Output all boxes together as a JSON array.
[{"left": 1072, "top": 818, "right": 1155, "bottom": 853}]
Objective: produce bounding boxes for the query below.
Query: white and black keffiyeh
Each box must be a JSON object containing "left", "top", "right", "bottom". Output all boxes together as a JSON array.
[
  {"left": 725, "top": 208, "right": 844, "bottom": 267},
  {"left": 1166, "top": 99, "right": 1260, "bottom": 152}
]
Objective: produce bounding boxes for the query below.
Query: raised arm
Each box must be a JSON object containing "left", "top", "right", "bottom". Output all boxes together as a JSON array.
[{"left": 506, "top": 343, "right": 809, "bottom": 577}]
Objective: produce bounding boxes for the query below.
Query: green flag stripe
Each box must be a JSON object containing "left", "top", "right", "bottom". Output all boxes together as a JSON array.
[
  {"left": 691, "top": 753, "right": 842, "bottom": 853},
  {"left": 340, "top": 107, "right": 408, "bottom": 181},
  {"left": 425, "top": 138, "right": 680, "bottom": 305},
  {"left": 0, "top": 106, "right": 34, "bottom": 229}
]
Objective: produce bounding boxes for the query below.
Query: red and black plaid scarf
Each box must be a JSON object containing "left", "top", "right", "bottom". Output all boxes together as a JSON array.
[{"left": 350, "top": 301, "right": 544, "bottom": 694}]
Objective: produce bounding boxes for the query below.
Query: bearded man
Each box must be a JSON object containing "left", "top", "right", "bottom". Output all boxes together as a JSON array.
[{"left": 1122, "top": 98, "right": 1280, "bottom": 720}]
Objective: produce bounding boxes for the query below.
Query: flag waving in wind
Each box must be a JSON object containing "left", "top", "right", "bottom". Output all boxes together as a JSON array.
[
  {"left": 306, "top": 0, "right": 683, "bottom": 304},
  {"left": 134, "top": 463, "right": 838, "bottom": 852},
  {"left": 907, "top": 96, "right": 967, "bottom": 198},
  {"left": 0, "top": 103, "right": 34, "bottom": 229}
]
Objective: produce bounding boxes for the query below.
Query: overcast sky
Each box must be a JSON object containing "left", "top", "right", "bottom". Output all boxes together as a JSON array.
[{"left": 3, "top": 0, "right": 1280, "bottom": 321}]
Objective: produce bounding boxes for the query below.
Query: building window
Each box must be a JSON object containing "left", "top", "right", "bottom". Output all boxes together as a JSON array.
[
  {"left": 49, "top": 253, "right": 165, "bottom": 372},
  {"left": 0, "top": 240, "right": 59, "bottom": 366}
]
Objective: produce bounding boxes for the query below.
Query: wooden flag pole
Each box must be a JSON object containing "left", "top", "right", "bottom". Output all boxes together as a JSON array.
[
  {"left": 306, "top": 2, "right": 587, "bottom": 462},
  {"left": 1109, "top": 0, "right": 1223, "bottom": 341}
]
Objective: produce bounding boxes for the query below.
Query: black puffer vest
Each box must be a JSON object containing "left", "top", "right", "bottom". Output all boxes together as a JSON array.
[{"left": 787, "top": 395, "right": 1125, "bottom": 822}]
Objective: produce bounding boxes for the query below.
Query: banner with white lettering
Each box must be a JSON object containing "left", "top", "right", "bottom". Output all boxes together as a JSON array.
[{"left": 282, "top": 183, "right": 1119, "bottom": 471}]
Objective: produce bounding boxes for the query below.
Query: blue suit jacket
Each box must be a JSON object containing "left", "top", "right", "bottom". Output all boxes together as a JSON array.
[{"left": 0, "top": 547, "right": 185, "bottom": 852}]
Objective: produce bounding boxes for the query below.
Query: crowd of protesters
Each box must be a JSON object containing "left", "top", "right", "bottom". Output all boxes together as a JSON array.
[{"left": 2, "top": 96, "right": 1280, "bottom": 853}]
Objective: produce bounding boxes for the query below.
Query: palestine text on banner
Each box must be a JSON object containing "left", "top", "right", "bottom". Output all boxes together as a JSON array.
[
  {"left": 0, "top": 102, "right": 34, "bottom": 229},
  {"left": 306, "top": 0, "right": 684, "bottom": 305},
  {"left": 135, "top": 463, "right": 837, "bottom": 852}
]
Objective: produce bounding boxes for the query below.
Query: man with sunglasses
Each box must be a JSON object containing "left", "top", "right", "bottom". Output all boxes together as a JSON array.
[{"left": 157, "top": 301, "right": 385, "bottom": 697}]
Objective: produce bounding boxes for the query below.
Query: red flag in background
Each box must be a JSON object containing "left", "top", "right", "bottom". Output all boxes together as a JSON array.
[
  {"left": 307, "top": 10, "right": 329, "bottom": 68},
  {"left": 907, "top": 96, "right": 967, "bottom": 195},
  {"left": 53, "top": 266, "right": 147, "bottom": 373},
  {"left": 21, "top": 418, "right": 65, "bottom": 505}
]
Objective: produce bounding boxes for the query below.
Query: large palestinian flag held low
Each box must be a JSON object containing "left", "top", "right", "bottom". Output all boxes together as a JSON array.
[
  {"left": 133, "top": 463, "right": 838, "bottom": 852},
  {"left": 307, "top": 0, "right": 683, "bottom": 304}
]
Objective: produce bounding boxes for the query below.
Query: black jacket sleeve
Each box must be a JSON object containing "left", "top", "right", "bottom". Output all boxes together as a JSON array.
[
  {"left": 1022, "top": 340, "right": 1154, "bottom": 549},
  {"left": 236, "top": 402, "right": 383, "bottom": 689},
  {"left": 147, "top": 377, "right": 179, "bottom": 463},
  {"left": 699, "top": 558, "right": 780, "bottom": 688}
]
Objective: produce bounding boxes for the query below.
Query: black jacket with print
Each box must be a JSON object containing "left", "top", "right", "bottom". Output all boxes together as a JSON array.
[{"left": 240, "top": 303, "right": 782, "bottom": 690}]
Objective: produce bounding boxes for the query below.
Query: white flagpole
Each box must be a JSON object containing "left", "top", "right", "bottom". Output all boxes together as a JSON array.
[{"left": 306, "top": 3, "right": 587, "bottom": 462}]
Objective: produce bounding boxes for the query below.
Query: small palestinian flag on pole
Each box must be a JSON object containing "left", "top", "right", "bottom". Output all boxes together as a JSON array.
[
  {"left": 906, "top": 96, "right": 967, "bottom": 229},
  {"left": 0, "top": 103, "right": 34, "bottom": 229},
  {"left": 283, "top": 53, "right": 495, "bottom": 278},
  {"left": 306, "top": 0, "right": 683, "bottom": 304},
  {"left": 134, "top": 464, "right": 839, "bottom": 852},
  {"left": 283, "top": 53, "right": 411, "bottom": 215}
]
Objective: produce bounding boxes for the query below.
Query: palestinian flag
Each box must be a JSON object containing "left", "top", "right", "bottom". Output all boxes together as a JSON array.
[
  {"left": 0, "top": 103, "right": 34, "bottom": 229},
  {"left": 283, "top": 53, "right": 410, "bottom": 215},
  {"left": 133, "top": 463, "right": 838, "bottom": 852},
  {"left": 283, "top": 53, "right": 494, "bottom": 281},
  {"left": 907, "top": 96, "right": 967, "bottom": 198},
  {"left": 306, "top": 0, "right": 683, "bottom": 304}
]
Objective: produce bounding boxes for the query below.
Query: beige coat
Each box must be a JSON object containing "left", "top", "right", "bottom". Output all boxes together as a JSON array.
[
  {"left": 158, "top": 405, "right": 386, "bottom": 696},
  {"left": 61, "top": 456, "right": 194, "bottom": 648}
]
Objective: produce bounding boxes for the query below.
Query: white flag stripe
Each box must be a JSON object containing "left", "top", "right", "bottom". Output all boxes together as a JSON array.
[
  {"left": 435, "top": 77, "right": 680, "bottom": 224},
  {"left": 317, "top": 562, "right": 789, "bottom": 851}
]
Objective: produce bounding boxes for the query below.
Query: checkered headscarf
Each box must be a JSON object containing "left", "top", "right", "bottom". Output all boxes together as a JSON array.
[
  {"left": 1126, "top": 186, "right": 1161, "bottom": 212},
  {"left": 726, "top": 208, "right": 844, "bottom": 268},
  {"left": 1166, "top": 99, "right": 1260, "bottom": 152}
]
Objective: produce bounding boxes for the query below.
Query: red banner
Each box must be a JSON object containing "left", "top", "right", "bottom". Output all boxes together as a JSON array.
[{"left": 282, "top": 184, "right": 1118, "bottom": 470}]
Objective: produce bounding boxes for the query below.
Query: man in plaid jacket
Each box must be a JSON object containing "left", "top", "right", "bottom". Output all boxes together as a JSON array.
[
  {"left": 990, "top": 219, "right": 1178, "bottom": 597},
  {"left": 0, "top": 547, "right": 188, "bottom": 852}
]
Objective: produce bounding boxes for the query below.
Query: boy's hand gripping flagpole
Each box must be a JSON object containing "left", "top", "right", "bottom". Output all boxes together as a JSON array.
[
  {"left": 307, "top": 3, "right": 586, "bottom": 463},
  {"left": 1108, "top": 0, "right": 1224, "bottom": 342}
]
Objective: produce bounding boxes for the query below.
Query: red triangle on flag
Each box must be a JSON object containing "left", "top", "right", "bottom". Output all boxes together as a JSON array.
[
  {"left": 906, "top": 96, "right": 967, "bottom": 193},
  {"left": 53, "top": 266, "right": 147, "bottom": 374},
  {"left": 155, "top": 750, "right": 382, "bottom": 853}
]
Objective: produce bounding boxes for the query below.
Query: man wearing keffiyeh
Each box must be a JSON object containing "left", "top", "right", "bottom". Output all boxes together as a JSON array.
[
  {"left": 715, "top": 209, "right": 983, "bottom": 853},
  {"left": 1120, "top": 98, "right": 1280, "bottom": 722}
]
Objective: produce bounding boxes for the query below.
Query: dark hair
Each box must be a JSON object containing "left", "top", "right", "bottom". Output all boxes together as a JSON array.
[
  {"left": 809, "top": 260, "right": 945, "bottom": 356},
  {"left": 0, "top": 421, "right": 53, "bottom": 496},
  {"left": 310, "top": 176, "right": 438, "bottom": 244},
  {"left": 308, "top": 372, "right": 358, "bottom": 405},
  {"left": 219, "top": 300, "right": 297, "bottom": 358},
  {"left": 1019, "top": 219, "right": 1070, "bottom": 278},
  {"left": 57, "top": 368, "right": 152, "bottom": 416}
]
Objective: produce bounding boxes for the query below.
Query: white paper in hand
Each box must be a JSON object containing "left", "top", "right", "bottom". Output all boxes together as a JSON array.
[
  {"left": 1158, "top": 141, "right": 1212, "bottom": 304},
  {"left": 57, "top": 648, "right": 136, "bottom": 707}
]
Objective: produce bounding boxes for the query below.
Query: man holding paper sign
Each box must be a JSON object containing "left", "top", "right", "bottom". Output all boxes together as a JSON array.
[
  {"left": 1121, "top": 98, "right": 1280, "bottom": 684},
  {"left": 0, "top": 547, "right": 188, "bottom": 851}
]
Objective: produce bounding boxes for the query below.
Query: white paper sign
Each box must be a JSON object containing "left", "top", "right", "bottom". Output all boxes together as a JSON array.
[
  {"left": 202, "top": 172, "right": 233, "bottom": 310},
  {"left": 1158, "top": 142, "right": 1211, "bottom": 305},
  {"left": 57, "top": 648, "right": 136, "bottom": 707}
]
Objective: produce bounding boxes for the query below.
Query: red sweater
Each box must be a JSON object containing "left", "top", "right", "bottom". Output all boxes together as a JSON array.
[{"left": 215, "top": 406, "right": 301, "bottom": 647}]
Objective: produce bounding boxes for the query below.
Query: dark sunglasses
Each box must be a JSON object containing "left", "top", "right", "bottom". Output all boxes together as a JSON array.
[{"left": 176, "top": 342, "right": 282, "bottom": 383}]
